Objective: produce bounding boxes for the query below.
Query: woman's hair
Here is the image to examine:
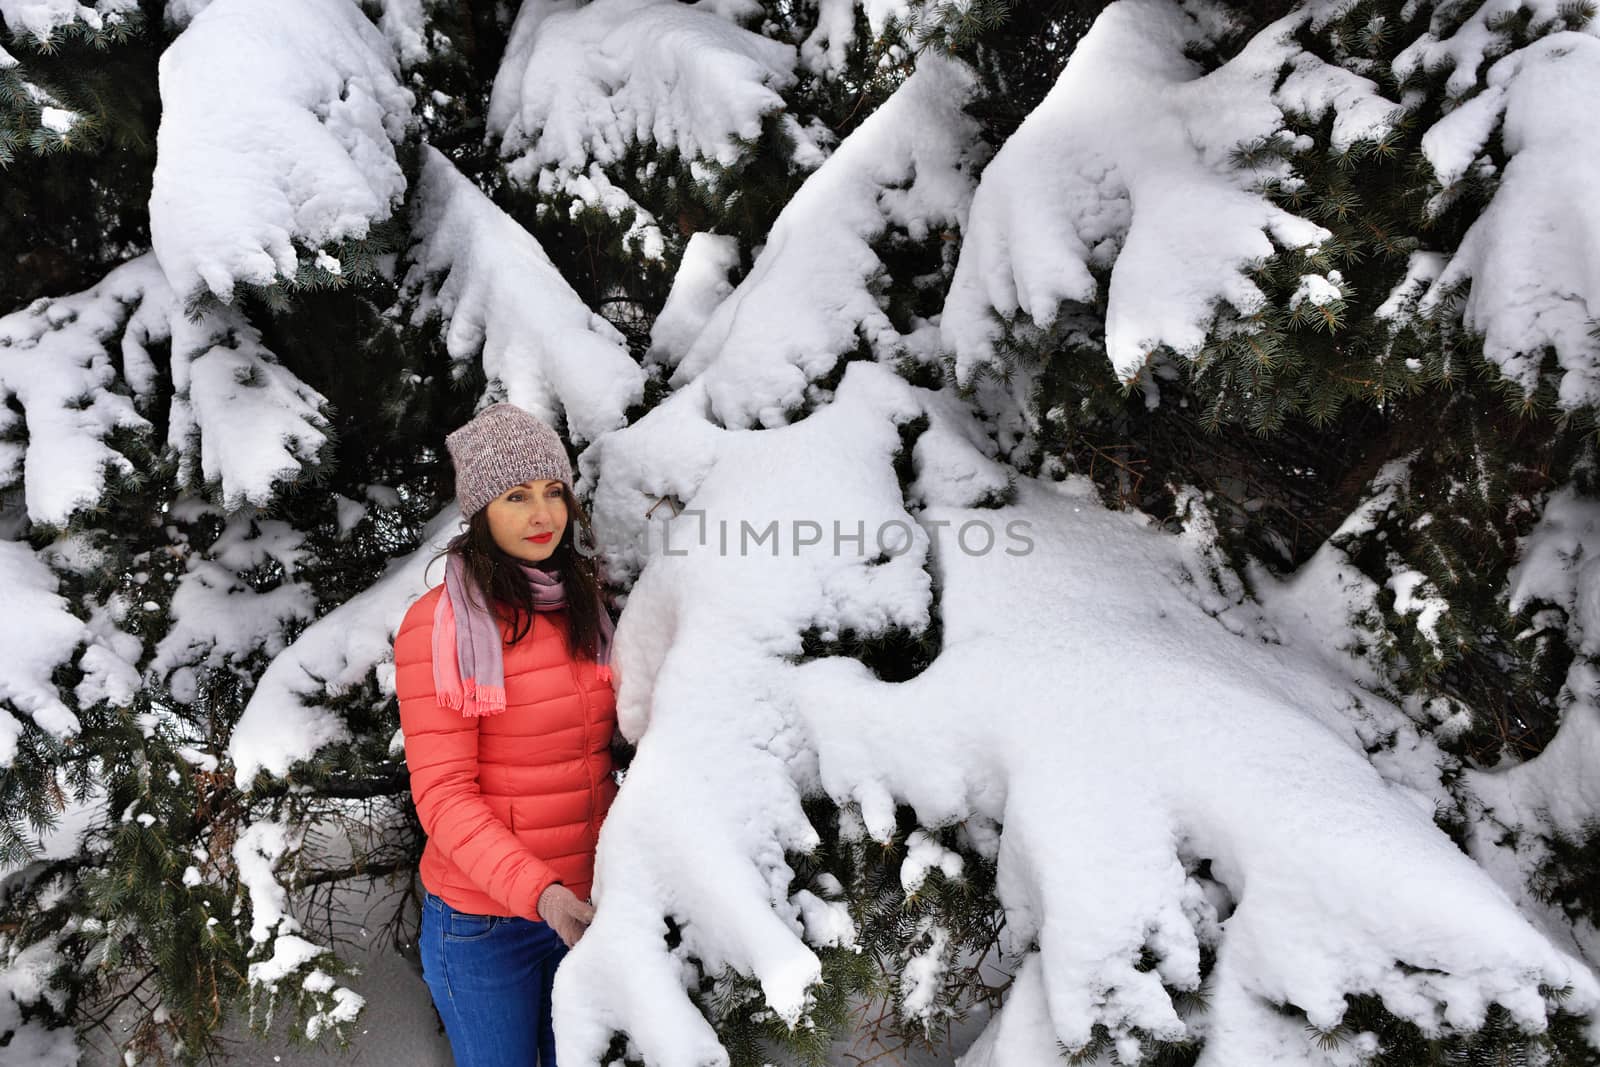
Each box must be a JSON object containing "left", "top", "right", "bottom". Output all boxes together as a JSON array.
[{"left": 433, "top": 485, "right": 605, "bottom": 659}]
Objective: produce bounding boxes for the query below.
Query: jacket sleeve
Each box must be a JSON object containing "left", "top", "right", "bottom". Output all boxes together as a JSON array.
[{"left": 395, "top": 598, "right": 561, "bottom": 921}]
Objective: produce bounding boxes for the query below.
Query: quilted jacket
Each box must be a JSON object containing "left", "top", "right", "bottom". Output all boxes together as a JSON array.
[{"left": 395, "top": 584, "right": 617, "bottom": 921}]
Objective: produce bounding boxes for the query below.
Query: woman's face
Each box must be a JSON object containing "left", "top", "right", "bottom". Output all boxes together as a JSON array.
[{"left": 484, "top": 480, "right": 569, "bottom": 564}]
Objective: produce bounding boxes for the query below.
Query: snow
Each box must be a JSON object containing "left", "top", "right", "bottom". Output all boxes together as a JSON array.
[
  {"left": 373, "top": 0, "right": 425, "bottom": 67},
  {"left": 247, "top": 933, "right": 324, "bottom": 986},
  {"left": 670, "top": 55, "right": 981, "bottom": 428},
  {"left": 1375, "top": 250, "right": 1445, "bottom": 323},
  {"left": 487, "top": 0, "right": 807, "bottom": 256},
  {"left": 800, "top": 0, "right": 909, "bottom": 75},
  {"left": 647, "top": 231, "right": 741, "bottom": 368},
  {"left": 149, "top": 0, "right": 414, "bottom": 302},
  {"left": 1386, "top": 564, "right": 1448, "bottom": 652},
  {"left": 0, "top": 259, "right": 154, "bottom": 526},
  {"left": 1289, "top": 271, "right": 1344, "bottom": 311},
  {"left": 150, "top": 514, "right": 316, "bottom": 693},
  {"left": 0, "top": 932, "right": 77, "bottom": 1067},
  {"left": 1509, "top": 485, "right": 1600, "bottom": 652},
  {"left": 1394, "top": 0, "right": 1599, "bottom": 99},
  {"left": 901, "top": 829, "right": 964, "bottom": 895},
  {"left": 0, "top": 254, "right": 329, "bottom": 524},
  {"left": 1486, "top": 485, "right": 1600, "bottom": 835},
  {"left": 1275, "top": 51, "right": 1397, "bottom": 151},
  {"left": 74, "top": 597, "right": 142, "bottom": 710},
  {"left": 0, "top": 540, "right": 86, "bottom": 764},
  {"left": 900, "top": 922, "right": 950, "bottom": 1022},
  {"left": 943, "top": 0, "right": 1401, "bottom": 386},
  {"left": 227, "top": 506, "right": 461, "bottom": 786},
  {"left": 162, "top": 0, "right": 209, "bottom": 27},
  {"left": 37, "top": 106, "right": 75, "bottom": 133},
  {"left": 401, "top": 147, "right": 644, "bottom": 445},
  {"left": 1420, "top": 84, "right": 1507, "bottom": 190},
  {"left": 234, "top": 820, "right": 297, "bottom": 945},
  {"left": 17, "top": 1, "right": 1598, "bottom": 1062},
  {"left": 168, "top": 302, "right": 330, "bottom": 508},
  {"left": 1418, "top": 34, "right": 1600, "bottom": 409},
  {"left": 559, "top": 353, "right": 1600, "bottom": 1063},
  {"left": 0, "top": 0, "right": 137, "bottom": 42}
]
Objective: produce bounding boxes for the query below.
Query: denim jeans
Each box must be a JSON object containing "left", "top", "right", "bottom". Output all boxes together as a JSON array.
[{"left": 420, "top": 891, "right": 568, "bottom": 1066}]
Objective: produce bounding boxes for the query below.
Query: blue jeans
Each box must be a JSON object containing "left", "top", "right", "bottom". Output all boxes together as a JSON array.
[{"left": 420, "top": 891, "right": 567, "bottom": 1066}]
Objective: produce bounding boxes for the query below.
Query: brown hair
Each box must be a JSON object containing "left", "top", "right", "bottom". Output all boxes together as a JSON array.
[{"left": 433, "top": 484, "right": 606, "bottom": 659}]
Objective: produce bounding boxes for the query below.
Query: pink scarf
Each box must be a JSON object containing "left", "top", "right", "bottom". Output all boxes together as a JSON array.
[{"left": 431, "top": 552, "right": 614, "bottom": 717}]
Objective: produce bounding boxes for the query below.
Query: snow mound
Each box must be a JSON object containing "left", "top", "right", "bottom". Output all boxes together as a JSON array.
[
  {"left": 561, "top": 358, "right": 1599, "bottom": 1064},
  {"left": 149, "top": 0, "right": 413, "bottom": 301},
  {"left": 402, "top": 147, "right": 643, "bottom": 445},
  {"left": 942, "top": 0, "right": 1396, "bottom": 385}
]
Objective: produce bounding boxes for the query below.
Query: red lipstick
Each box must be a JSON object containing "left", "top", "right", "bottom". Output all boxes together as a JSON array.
[{"left": 528, "top": 533, "right": 553, "bottom": 544}]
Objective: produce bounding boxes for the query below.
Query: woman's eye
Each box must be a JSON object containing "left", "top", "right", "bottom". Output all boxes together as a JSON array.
[{"left": 507, "top": 493, "right": 524, "bottom": 502}]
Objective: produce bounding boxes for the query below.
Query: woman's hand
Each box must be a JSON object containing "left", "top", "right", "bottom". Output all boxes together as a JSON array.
[{"left": 537, "top": 883, "right": 595, "bottom": 947}]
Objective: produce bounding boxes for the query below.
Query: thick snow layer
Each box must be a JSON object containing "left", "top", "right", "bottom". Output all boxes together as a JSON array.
[
  {"left": 167, "top": 300, "right": 330, "bottom": 509},
  {"left": 149, "top": 0, "right": 414, "bottom": 301},
  {"left": 487, "top": 0, "right": 804, "bottom": 256},
  {"left": 402, "top": 147, "right": 643, "bottom": 444},
  {"left": 0, "top": 540, "right": 86, "bottom": 764},
  {"left": 0, "top": 259, "right": 153, "bottom": 525},
  {"left": 647, "top": 231, "right": 740, "bottom": 368},
  {"left": 561, "top": 359, "right": 1600, "bottom": 1064},
  {"left": 0, "top": 254, "right": 328, "bottom": 524},
  {"left": 0, "top": 0, "right": 137, "bottom": 42},
  {"left": 1418, "top": 34, "right": 1600, "bottom": 409},
  {"left": 942, "top": 0, "right": 1399, "bottom": 385},
  {"left": 227, "top": 506, "right": 460, "bottom": 786},
  {"left": 670, "top": 55, "right": 980, "bottom": 428}
]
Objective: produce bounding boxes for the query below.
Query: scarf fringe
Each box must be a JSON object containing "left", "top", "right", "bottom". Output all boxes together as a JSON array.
[{"left": 460, "top": 681, "right": 507, "bottom": 718}]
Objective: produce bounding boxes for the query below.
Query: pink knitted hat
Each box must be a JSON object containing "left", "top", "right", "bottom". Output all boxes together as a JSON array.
[{"left": 445, "top": 403, "right": 573, "bottom": 518}]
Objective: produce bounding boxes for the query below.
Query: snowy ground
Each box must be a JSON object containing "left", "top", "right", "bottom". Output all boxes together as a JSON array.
[{"left": 82, "top": 880, "right": 453, "bottom": 1067}]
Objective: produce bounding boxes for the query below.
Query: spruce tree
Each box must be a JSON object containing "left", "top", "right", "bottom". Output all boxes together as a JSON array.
[{"left": 2, "top": 1, "right": 1598, "bottom": 1065}]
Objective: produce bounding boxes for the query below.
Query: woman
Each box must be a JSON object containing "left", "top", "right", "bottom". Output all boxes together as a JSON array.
[{"left": 394, "top": 402, "right": 618, "bottom": 1067}]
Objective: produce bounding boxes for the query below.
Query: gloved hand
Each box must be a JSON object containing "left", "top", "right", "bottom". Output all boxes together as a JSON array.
[{"left": 537, "top": 883, "right": 595, "bottom": 947}]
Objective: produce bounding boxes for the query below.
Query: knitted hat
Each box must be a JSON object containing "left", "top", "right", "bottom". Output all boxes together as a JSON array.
[{"left": 445, "top": 403, "right": 573, "bottom": 518}]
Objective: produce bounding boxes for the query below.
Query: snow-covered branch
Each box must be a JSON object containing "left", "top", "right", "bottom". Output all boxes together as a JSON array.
[
  {"left": 149, "top": 0, "right": 413, "bottom": 301},
  {"left": 402, "top": 147, "right": 645, "bottom": 444}
]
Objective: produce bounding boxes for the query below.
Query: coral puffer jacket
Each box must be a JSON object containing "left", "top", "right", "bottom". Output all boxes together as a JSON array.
[{"left": 394, "top": 585, "right": 617, "bottom": 922}]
